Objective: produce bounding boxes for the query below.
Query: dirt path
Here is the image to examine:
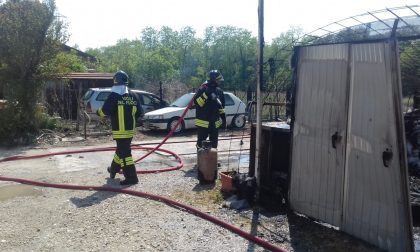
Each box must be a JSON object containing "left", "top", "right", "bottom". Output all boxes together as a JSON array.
[{"left": 0, "top": 128, "right": 411, "bottom": 251}]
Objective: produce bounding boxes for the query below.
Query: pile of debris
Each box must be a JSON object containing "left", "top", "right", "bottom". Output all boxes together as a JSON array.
[
  {"left": 405, "top": 109, "right": 420, "bottom": 178},
  {"left": 404, "top": 109, "right": 420, "bottom": 224}
]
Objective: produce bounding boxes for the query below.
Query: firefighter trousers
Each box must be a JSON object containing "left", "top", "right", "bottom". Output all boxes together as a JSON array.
[
  {"left": 109, "top": 138, "right": 138, "bottom": 182},
  {"left": 197, "top": 126, "right": 219, "bottom": 149}
]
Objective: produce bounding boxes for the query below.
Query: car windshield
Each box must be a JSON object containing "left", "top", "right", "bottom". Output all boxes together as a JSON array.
[{"left": 170, "top": 93, "right": 194, "bottom": 107}]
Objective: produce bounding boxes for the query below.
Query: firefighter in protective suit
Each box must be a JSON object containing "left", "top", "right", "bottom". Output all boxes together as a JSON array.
[
  {"left": 97, "top": 70, "right": 143, "bottom": 185},
  {"left": 194, "top": 70, "right": 226, "bottom": 149}
]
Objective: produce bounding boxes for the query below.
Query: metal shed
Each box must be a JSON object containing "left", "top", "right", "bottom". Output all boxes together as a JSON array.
[{"left": 289, "top": 40, "right": 413, "bottom": 251}]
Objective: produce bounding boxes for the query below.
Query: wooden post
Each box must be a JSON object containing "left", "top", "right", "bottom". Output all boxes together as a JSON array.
[{"left": 256, "top": 0, "right": 264, "bottom": 200}]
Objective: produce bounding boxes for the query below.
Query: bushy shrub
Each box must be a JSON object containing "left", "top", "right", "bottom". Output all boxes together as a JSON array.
[
  {"left": 34, "top": 104, "right": 58, "bottom": 130},
  {"left": 0, "top": 103, "right": 57, "bottom": 146}
]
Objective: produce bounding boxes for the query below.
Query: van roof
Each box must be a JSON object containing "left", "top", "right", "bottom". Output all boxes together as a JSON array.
[{"left": 88, "top": 87, "right": 153, "bottom": 95}]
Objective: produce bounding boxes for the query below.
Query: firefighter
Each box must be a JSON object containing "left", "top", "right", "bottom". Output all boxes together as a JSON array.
[
  {"left": 97, "top": 70, "right": 143, "bottom": 185},
  {"left": 194, "top": 70, "right": 226, "bottom": 149}
]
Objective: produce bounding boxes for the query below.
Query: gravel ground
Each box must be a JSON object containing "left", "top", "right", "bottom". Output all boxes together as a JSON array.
[{"left": 0, "top": 126, "right": 416, "bottom": 251}]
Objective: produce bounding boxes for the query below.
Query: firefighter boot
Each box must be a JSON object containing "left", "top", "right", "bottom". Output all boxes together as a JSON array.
[
  {"left": 107, "top": 161, "right": 121, "bottom": 179},
  {"left": 120, "top": 165, "right": 139, "bottom": 185}
]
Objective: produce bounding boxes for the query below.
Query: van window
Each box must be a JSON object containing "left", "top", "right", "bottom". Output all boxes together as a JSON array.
[
  {"left": 83, "top": 90, "right": 94, "bottom": 101},
  {"left": 96, "top": 91, "right": 111, "bottom": 101},
  {"left": 149, "top": 95, "right": 162, "bottom": 105},
  {"left": 131, "top": 92, "right": 142, "bottom": 104},
  {"left": 142, "top": 94, "right": 155, "bottom": 106}
]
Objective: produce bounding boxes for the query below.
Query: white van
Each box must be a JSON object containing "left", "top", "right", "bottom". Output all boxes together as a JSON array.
[{"left": 82, "top": 88, "right": 169, "bottom": 120}]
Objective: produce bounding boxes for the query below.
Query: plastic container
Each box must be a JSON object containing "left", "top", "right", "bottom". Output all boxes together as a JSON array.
[{"left": 219, "top": 171, "right": 235, "bottom": 192}]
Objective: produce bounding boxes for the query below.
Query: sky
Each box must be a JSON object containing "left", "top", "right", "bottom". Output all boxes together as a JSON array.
[{"left": 54, "top": 0, "right": 420, "bottom": 51}]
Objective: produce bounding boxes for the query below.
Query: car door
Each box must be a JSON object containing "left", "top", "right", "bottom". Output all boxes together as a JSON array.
[{"left": 224, "top": 94, "right": 236, "bottom": 122}]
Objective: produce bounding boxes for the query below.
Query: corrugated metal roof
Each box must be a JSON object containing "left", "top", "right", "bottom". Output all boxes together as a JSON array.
[
  {"left": 303, "top": 5, "right": 420, "bottom": 45},
  {"left": 61, "top": 73, "right": 113, "bottom": 80}
]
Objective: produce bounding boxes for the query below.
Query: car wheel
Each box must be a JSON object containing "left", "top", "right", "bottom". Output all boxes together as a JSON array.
[
  {"left": 231, "top": 114, "right": 246, "bottom": 128},
  {"left": 167, "top": 117, "right": 185, "bottom": 133}
]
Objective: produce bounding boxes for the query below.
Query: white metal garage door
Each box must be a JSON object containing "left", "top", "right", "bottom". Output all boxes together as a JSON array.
[
  {"left": 289, "top": 41, "right": 413, "bottom": 251},
  {"left": 289, "top": 44, "right": 349, "bottom": 227}
]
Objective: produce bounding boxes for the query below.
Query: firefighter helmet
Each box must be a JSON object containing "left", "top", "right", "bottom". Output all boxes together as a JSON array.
[
  {"left": 208, "top": 70, "right": 224, "bottom": 83},
  {"left": 113, "top": 70, "right": 129, "bottom": 85}
]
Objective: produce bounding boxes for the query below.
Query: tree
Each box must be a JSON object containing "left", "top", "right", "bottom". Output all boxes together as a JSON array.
[
  {"left": 87, "top": 25, "right": 261, "bottom": 93},
  {"left": 400, "top": 41, "right": 420, "bottom": 97},
  {"left": 264, "top": 27, "right": 304, "bottom": 93},
  {"left": 177, "top": 26, "right": 203, "bottom": 85},
  {"left": 203, "top": 26, "right": 257, "bottom": 91},
  {"left": 43, "top": 51, "right": 87, "bottom": 74},
  {"left": 0, "top": 0, "right": 68, "bottom": 144}
]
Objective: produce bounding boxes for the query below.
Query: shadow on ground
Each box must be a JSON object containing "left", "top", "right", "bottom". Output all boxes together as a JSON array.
[{"left": 69, "top": 178, "right": 122, "bottom": 208}]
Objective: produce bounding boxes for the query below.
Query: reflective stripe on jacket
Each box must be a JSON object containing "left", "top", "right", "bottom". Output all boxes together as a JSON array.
[
  {"left": 193, "top": 84, "right": 225, "bottom": 129},
  {"left": 97, "top": 91, "right": 143, "bottom": 139}
]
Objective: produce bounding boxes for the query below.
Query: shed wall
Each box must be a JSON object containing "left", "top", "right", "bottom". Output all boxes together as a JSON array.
[{"left": 289, "top": 41, "right": 413, "bottom": 251}]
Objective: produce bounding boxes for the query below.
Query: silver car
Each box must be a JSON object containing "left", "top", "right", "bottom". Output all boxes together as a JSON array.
[{"left": 142, "top": 92, "right": 247, "bottom": 133}]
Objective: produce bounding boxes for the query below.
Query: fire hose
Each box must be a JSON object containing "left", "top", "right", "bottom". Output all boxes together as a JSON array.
[{"left": 0, "top": 92, "right": 287, "bottom": 252}]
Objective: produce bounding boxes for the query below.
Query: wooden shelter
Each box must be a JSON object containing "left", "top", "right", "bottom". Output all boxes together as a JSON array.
[{"left": 45, "top": 72, "right": 113, "bottom": 120}]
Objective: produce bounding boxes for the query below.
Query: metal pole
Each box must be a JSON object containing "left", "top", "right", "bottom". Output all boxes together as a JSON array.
[
  {"left": 75, "top": 80, "right": 81, "bottom": 131},
  {"left": 255, "top": 0, "right": 264, "bottom": 200},
  {"left": 159, "top": 81, "right": 163, "bottom": 101}
]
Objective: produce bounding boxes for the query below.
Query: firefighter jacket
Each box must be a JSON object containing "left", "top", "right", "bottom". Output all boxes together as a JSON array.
[
  {"left": 97, "top": 88, "right": 143, "bottom": 139},
  {"left": 194, "top": 83, "right": 226, "bottom": 129}
]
